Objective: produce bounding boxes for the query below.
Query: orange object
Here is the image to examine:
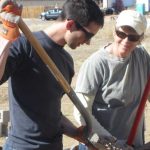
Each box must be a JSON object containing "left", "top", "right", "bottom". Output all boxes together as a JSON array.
[
  {"left": 0, "top": 1, "right": 22, "bottom": 41},
  {"left": 0, "top": 22, "right": 20, "bottom": 41}
]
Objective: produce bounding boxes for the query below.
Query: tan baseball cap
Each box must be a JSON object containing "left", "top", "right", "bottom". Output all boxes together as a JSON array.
[{"left": 116, "top": 10, "right": 147, "bottom": 35}]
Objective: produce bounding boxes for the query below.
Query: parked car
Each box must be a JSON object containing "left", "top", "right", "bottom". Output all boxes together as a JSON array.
[
  {"left": 40, "top": 8, "right": 62, "bottom": 21},
  {"left": 101, "top": 7, "right": 117, "bottom": 15}
]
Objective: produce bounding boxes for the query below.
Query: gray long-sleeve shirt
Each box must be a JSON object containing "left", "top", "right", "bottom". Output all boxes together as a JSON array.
[{"left": 75, "top": 45, "right": 150, "bottom": 147}]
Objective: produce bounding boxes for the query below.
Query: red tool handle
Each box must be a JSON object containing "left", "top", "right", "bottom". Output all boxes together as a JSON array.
[{"left": 127, "top": 76, "right": 150, "bottom": 145}]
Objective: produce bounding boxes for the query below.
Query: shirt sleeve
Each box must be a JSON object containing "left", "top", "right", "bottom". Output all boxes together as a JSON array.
[
  {"left": 75, "top": 52, "right": 103, "bottom": 96},
  {"left": 74, "top": 92, "right": 113, "bottom": 138}
]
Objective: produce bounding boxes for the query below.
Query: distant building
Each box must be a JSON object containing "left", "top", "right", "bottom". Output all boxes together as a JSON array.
[{"left": 103, "top": 0, "right": 136, "bottom": 8}]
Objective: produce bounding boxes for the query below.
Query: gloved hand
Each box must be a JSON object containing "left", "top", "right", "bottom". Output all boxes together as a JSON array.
[
  {"left": 0, "top": 0, "right": 22, "bottom": 41},
  {"left": 90, "top": 134, "right": 117, "bottom": 150},
  {"left": 90, "top": 134, "right": 134, "bottom": 150}
]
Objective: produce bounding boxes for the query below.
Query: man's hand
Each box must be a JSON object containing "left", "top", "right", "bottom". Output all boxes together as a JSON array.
[
  {"left": 72, "top": 126, "right": 86, "bottom": 143},
  {"left": 71, "top": 126, "right": 98, "bottom": 150},
  {"left": 60, "top": 116, "right": 97, "bottom": 149},
  {"left": 0, "top": 0, "right": 22, "bottom": 41}
]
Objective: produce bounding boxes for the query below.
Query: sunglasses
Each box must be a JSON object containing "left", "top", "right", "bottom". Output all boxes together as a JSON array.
[
  {"left": 115, "top": 30, "right": 142, "bottom": 42},
  {"left": 75, "top": 21, "right": 94, "bottom": 41}
]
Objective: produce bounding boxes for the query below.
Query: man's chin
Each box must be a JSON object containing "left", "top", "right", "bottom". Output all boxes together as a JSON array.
[{"left": 69, "top": 45, "right": 77, "bottom": 50}]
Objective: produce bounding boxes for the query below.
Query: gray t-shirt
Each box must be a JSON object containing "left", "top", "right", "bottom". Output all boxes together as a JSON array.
[{"left": 75, "top": 45, "right": 150, "bottom": 147}]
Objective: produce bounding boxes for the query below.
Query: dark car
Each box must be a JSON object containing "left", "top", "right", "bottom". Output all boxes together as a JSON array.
[
  {"left": 102, "top": 7, "right": 116, "bottom": 15},
  {"left": 40, "top": 8, "right": 62, "bottom": 21}
]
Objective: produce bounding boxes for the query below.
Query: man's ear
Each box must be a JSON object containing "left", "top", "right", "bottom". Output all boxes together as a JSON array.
[{"left": 66, "top": 19, "right": 75, "bottom": 30}]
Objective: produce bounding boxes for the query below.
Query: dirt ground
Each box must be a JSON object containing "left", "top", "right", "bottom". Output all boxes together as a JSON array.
[{"left": 0, "top": 16, "right": 150, "bottom": 149}]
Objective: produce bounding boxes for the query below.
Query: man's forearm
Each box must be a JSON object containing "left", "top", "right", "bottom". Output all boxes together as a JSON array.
[
  {"left": 0, "top": 36, "right": 11, "bottom": 80},
  {"left": 61, "top": 115, "right": 78, "bottom": 137}
]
